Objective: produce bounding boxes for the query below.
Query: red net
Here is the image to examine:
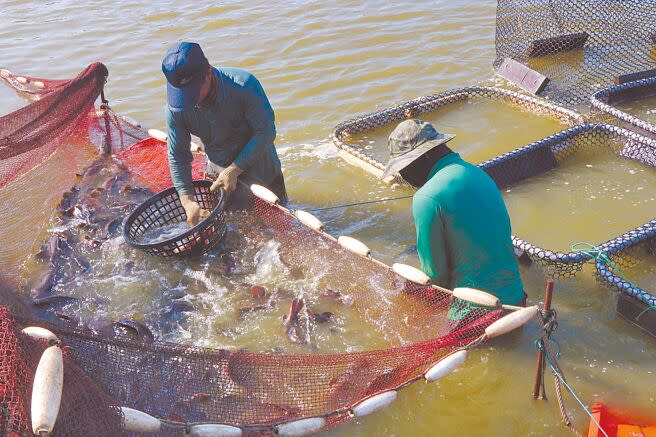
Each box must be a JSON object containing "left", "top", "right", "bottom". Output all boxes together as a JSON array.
[
  {"left": 0, "top": 65, "right": 505, "bottom": 435},
  {"left": 114, "top": 137, "right": 206, "bottom": 192},
  {"left": 0, "top": 63, "right": 107, "bottom": 188}
]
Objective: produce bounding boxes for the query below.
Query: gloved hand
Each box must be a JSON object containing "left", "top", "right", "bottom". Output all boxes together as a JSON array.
[
  {"left": 210, "top": 163, "right": 243, "bottom": 194},
  {"left": 180, "top": 195, "right": 210, "bottom": 227}
]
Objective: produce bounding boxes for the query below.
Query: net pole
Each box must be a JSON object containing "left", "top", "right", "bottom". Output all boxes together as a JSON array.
[{"left": 533, "top": 280, "right": 554, "bottom": 399}]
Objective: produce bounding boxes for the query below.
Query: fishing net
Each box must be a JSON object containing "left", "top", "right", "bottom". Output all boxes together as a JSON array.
[
  {"left": 0, "top": 63, "right": 108, "bottom": 189},
  {"left": 594, "top": 225, "right": 656, "bottom": 337},
  {"left": 591, "top": 77, "right": 656, "bottom": 143},
  {"left": 331, "top": 86, "right": 583, "bottom": 178},
  {"left": 481, "top": 123, "right": 656, "bottom": 278},
  {"left": 0, "top": 66, "right": 507, "bottom": 435},
  {"left": 494, "top": 0, "right": 656, "bottom": 108}
]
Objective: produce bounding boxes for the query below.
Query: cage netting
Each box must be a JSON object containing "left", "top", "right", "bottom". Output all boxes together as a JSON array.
[
  {"left": 494, "top": 0, "right": 656, "bottom": 108},
  {"left": 0, "top": 65, "right": 508, "bottom": 436}
]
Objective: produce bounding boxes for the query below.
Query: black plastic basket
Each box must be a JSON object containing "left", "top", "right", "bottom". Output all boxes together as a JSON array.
[{"left": 123, "top": 180, "right": 226, "bottom": 257}]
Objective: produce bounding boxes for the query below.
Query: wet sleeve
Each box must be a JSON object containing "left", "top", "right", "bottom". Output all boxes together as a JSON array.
[
  {"left": 413, "top": 194, "right": 450, "bottom": 288},
  {"left": 233, "top": 77, "right": 276, "bottom": 170},
  {"left": 166, "top": 108, "right": 194, "bottom": 197}
]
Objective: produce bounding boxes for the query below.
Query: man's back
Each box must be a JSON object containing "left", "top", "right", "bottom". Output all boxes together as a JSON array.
[{"left": 412, "top": 153, "right": 524, "bottom": 305}]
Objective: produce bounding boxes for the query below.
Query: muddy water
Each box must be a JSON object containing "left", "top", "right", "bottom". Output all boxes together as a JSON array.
[
  {"left": 2, "top": 1, "right": 656, "bottom": 436},
  {"left": 349, "top": 99, "right": 567, "bottom": 165}
]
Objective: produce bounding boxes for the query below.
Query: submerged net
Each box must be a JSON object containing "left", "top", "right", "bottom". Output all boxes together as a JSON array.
[
  {"left": 494, "top": 0, "right": 656, "bottom": 107},
  {"left": 481, "top": 123, "right": 656, "bottom": 278},
  {"left": 0, "top": 65, "right": 505, "bottom": 435},
  {"left": 591, "top": 77, "right": 656, "bottom": 144},
  {"left": 331, "top": 85, "right": 583, "bottom": 176}
]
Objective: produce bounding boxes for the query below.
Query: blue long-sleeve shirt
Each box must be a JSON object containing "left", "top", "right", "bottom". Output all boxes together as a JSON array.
[{"left": 166, "top": 67, "right": 282, "bottom": 197}]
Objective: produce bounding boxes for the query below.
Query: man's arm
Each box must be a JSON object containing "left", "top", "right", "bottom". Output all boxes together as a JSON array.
[
  {"left": 232, "top": 76, "right": 276, "bottom": 170},
  {"left": 412, "top": 193, "right": 450, "bottom": 288},
  {"left": 166, "top": 108, "right": 195, "bottom": 197}
]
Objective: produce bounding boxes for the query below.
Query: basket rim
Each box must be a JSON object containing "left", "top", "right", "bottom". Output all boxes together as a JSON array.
[{"left": 122, "top": 180, "right": 225, "bottom": 250}]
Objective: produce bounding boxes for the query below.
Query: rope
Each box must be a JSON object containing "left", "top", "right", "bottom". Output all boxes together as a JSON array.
[
  {"left": 300, "top": 195, "right": 413, "bottom": 213},
  {"left": 540, "top": 342, "right": 610, "bottom": 437},
  {"left": 534, "top": 304, "right": 611, "bottom": 437},
  {"left": 572, "top": 242, "right": 656, "bottom": 320}
]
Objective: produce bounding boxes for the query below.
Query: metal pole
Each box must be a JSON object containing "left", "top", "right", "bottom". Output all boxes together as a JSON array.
[{"left": 533, "top": 280, "right": 554, "bottom": 400}]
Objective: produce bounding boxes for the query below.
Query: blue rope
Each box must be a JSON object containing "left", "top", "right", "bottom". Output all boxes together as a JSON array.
[
  {"left": 535, "top": 341, "right": 610, "bottom": 437},
  {"left": 303, "top": 195, "right": 413, "bottom": 213},
  {"left": 572, "top": 242, "right": 656, "bottom": 320}
]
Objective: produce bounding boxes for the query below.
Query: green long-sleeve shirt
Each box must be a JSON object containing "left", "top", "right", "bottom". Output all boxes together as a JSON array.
[
  {"left": 166, "top": 67, "right": 282, "bottom": 197},
  {"left": 412, "top": 153, "right": 524, "bottom": 305}
]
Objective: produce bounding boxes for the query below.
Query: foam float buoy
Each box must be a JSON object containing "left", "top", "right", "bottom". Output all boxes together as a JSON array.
[
  {"left": 337, "top": 235, "right": 371, "bottom": 257},
  {"left": 250, "top": 184, "right": 279, "bottom": 204},
  {"left": 453, "top": 287, "right": 500, "bottom": 308},
  {"left": 22, "top": 327, "right": 59, "bottom": 345},
  {"left": 120, "top": 407, "right": 162, "bottom": 433},
  {"left": 424, "top": 350, "right": 467, "bottom": 382},
  {"left": 392, "top": 263, "right": 431, "bottom": 285},
  {"left": 485, "top": 305, "right": 539, "bottom": 338},
  {"left": 294, "top": 210, "right": 324, "bottom": 232},
  {"left": 33, "top": 80, "right": 45, "bottom": 89},
  {"left": 186, "top": 423, "right": 242, "bottom": 437},
  {"left": 16, "top": 76, "right": 29, "bottom": 84},
  {"left": 147, "top": 128, "right": 168, "bottom": 142},
  {"left": 31, "top": 345, "right": 64, "bottom": 436},
  {"left": 0, "top": 69, "right": 11, "bottom": 79},
  {"left": 351, "top": 390, "right": 397, "bottom": 417},
  {"left": 275, "top": 417, "right": 326, "bottom": 436}
]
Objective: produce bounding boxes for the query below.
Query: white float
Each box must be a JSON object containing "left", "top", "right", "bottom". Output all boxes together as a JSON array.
[
  {"left": 22, "top": 326, "right": 59, "bottom": 344},
  {"left": 31, "top": 345, "right": 64, "bottom": 436},
  {"left": 351, "top": 390, "right": 397, "bottom": 417},
  {"left": 190, "top": 141, "right": 202, "bottom": 152},
  {"left": 0, "top": 69, "right": 11, "bottom": 79},
  {"left": 485, "top": 305, "right": 539, "bottom": 338},
  {"left": 392, "top": 263, "right": 431, "bottom": 285},
  {"left": 452, "top": 287, "right": 500, "bottom": 308},
  {"left": 34, "top": 80, "right": 46, "bottom": 89},
  {"left": 120, "top": 407, "right": 162, "bottom": 433},
  {"left": 250, "top": 184, "right": 279, "bottom": 204},
  {"left": 337, "top": 235, "right": 371, "bottom": 257},
  {"left": 147, "top": 128, "right": 168, "bottom": 142},
  {"left": 186, "top": 423, "right": 242, "bottom": 437},
  {"left": 16, "top": 76, "right": 29, "bottom": 84},
  {"left": 294, "top": 210, "right": 324, "bottom": 231},
  {"left": 424, "top": 350, "right": 467, "bottom": 382},
  {"left": 275, "top": 417, "right": 326, "bottom": 436}
]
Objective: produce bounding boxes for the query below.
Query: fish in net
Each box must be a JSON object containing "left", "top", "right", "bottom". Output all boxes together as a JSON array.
[{"left": 0, "top": 64, "right": 543, "bottom": 436}]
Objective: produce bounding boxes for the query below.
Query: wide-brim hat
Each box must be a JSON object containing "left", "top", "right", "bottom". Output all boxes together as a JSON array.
[
  {"left": 381, "top": 119, "right": 455, "bottom": 179},
  {"left": 162, "top": 42, "right": 210, "bottom": 110}
]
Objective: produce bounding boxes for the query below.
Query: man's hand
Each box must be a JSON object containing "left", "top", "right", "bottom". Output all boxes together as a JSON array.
[
  {"left": 210, "top": 163, "right": 243, "bottom": 194},
  {"left": 180, "top": 195, "right": 210, "bottom": 227}
]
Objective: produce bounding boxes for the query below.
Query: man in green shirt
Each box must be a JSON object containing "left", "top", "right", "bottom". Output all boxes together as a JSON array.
[
  {"left": 382, "top": 119, "right": 525, "bottom": 306},
  {"left": 162, "top": 42, "right": 287, "bottom": 225}
]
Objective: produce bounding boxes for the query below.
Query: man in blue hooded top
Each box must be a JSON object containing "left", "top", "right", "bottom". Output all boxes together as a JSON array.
[{"left": 162, "top": 42, "right": 287, "bottom": 225}]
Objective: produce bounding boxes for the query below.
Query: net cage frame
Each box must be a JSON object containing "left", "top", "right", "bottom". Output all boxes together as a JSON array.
[
  {"left": 591, "top": 76, "right": 656, "bottom": 147},
  {"left": 330, "top": 85, "right": 584, "bottom": 179},
  {"left": 493, "top": 0, "right": 656, "bottom": 108},
  {"left": 478, "top": 122, "right": 656, "bottom": 278},
  {"left": 0, "top": 66, "right": 513, "bottom": 435}
]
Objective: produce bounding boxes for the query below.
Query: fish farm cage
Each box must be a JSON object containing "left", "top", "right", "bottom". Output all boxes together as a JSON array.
[
  {"left": 331, "top": 85, "right": 584, "bottom": 180},
  {"left": 494, "top": 0, "right": 656, "bottom": 108},
  {"left": 591, "top": 75, "right": 656, "bottom": 146}
]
